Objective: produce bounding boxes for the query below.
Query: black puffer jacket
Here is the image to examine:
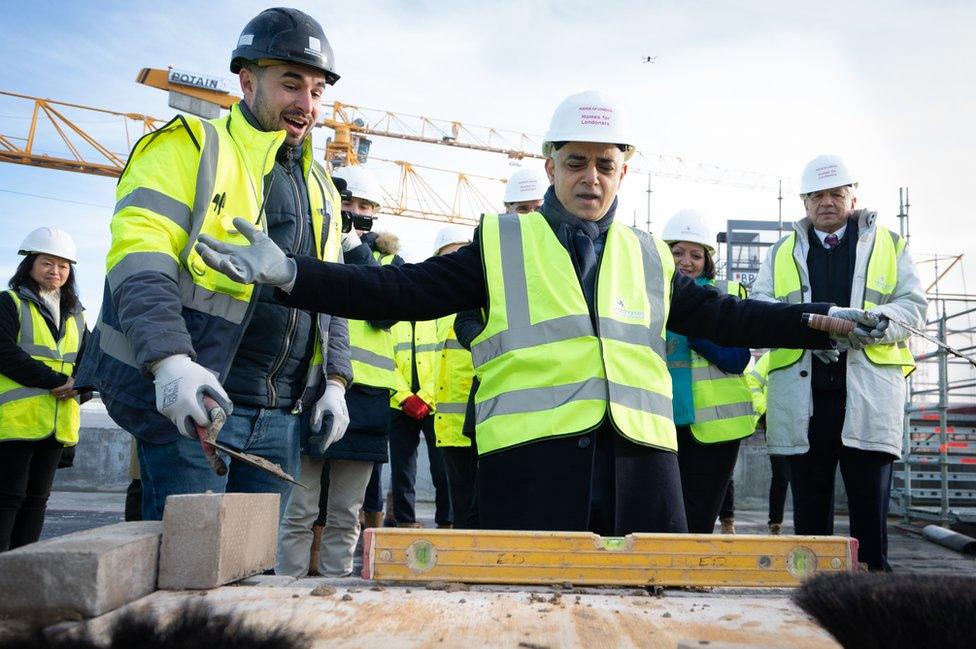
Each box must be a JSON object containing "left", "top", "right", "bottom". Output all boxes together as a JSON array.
[{"left": 223, "top": 103, "right": 329, "bottom": 408}]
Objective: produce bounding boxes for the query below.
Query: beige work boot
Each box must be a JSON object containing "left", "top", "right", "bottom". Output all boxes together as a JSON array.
[
  {"left": 308, "top": 524, "right": 324, "bottom": 575},
  {"left": 769, "top": 523, "right": 782, "bottom": 535},
  {"left": 720, "top": 517, "right": 736, "bottom": 535},
  {"left": 363, "top": 511, "right": 385, "bottom": 529}
]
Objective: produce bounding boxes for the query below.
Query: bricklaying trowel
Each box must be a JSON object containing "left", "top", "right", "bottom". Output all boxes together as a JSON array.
[{"left": 194, "top": 395, "right": 308, "bottom": 489}]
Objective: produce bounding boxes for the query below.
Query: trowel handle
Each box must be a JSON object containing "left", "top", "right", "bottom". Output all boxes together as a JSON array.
[
  {"left": 196, "top": 395, "right": 228, "bottom": 476},
  {"left": 801, "top": 313, "right": 856, "bottom": 336}
]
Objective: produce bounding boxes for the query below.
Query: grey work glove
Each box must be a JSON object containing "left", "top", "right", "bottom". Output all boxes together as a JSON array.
[
  {"left": 151, "top": 354, "right": 232, "bottom": 439},
  {"left": 827, "top": 306, "right": 890, "bottom": 350},
  {"left": 812, "top": 349, "right": 841, "bottom": 364},
  {"left": 340, "top": 229, "right": 362, "bottom": 253},
  {"left": 195, "top": 217, "right": 297, "bottom": 289}
]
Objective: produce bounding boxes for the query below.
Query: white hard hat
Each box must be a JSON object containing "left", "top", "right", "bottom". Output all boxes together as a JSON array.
[
  {"left": 799, "top": 154, "right": 858, "bottom": 195},
  {"left": 331, "top": 165, "right": 383, "bottom": 208},
  {"left": 662, "top": 210, "right": 716, "bottom": 254},
  {"left": 504, "top": 167, "right": 549, "bottom": 204},
  {"left": 433, "top": 225, "right": 471, "bottom": 256},
  {"left": 18, "top": 227, "right": 78, "bottom": 264},
  {"left": 542, "top": 90, "right": 636, "bottom": 161}
]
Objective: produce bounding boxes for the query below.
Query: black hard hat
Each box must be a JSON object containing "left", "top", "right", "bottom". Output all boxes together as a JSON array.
[{"left": 230, "top": 7, "right": 339, "bottom": 85}]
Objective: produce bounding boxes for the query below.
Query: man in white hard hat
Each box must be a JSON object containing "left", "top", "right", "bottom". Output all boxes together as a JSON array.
[
  {"left": 751, "top": 154, "right": 926, "bottom": 570},
  {"left": 197, "top": 92, "right": 888, "bottom": 535},
  {"left": 75, "top": 8, "right": 351, "bottom": 522},
  {"left": 277, "top": 164, "right": 403, "bottom": 576},
  {"left": 503, "top": 167, "right": 548, "bottom": 214}
]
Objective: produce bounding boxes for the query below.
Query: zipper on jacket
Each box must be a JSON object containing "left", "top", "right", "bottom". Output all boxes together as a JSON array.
[{"left": 265, "top": 148, "right": 307, "bottom": 407}]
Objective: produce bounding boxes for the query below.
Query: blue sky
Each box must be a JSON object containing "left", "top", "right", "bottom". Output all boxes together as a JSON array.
[{"left": 1, "top": 0, "right": 975, "bottom": 316}]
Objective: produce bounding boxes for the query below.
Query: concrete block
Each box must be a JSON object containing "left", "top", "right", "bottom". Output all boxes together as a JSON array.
[
  {"left": 158, "top": 493, "right": 279, "bottom": 590},
  {"left": 0, "top": 521, "right": 162, "bottom": 620}
]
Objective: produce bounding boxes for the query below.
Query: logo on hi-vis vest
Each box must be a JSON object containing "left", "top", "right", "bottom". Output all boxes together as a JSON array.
[{"left": 613, "top": 298, "right": 645, "bottom": 320}]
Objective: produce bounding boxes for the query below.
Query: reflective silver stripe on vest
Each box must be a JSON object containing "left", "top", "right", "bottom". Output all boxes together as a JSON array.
[
  {"left": 472, "top": 314, "right": 591, "bottom": 368},
  {"left": 179, "top": 120, "right": 220, "bottom": 267},
  {"left": 107, "top": 251, "right": 180, "bottom": 293},
  {"left": 394, "top": 341, "right": 442, "bottom": 354},
  {"left": 0, "top": 386, "right": 49, "bottom": 406},
  {"left": 694, "top": 400, "right": 756, "bottom": 424},
  {"left": 597, "top": 318, "right": 666, "bottom": 363},
  {"left": 610, "top": 382, "right": 672, "bottom": 417},
  {"left": 96, "top": 322, "right": 140, "bottom": 369},
  {"left": 62, "top": 352, "right": 78, "bottom": 363},
  {"left": 115, "top": 187, "right": 192, "bottom": 234},
  {"left": 864, "top": 288, "right": 890, "bottom": 306},
  {"left": 350, "top": 346, "right": 396, "bottom": 371},
  {"left": 476, "top": 377, "right": 606, "bottom": 422},
  {"left": 177, "top": 274, "right": 250, "bottom": 323},
  {"left": 436, "top": 402, "right": 467, "bottom": 415},
  {"left": 16, "top": 298, "right": 60, "bottom": 360},
  {"left": 443, "top": 339, "right": 465, "bottom": 351},
  {"left": 634, "top": 230, "right": 668, "bottom": 363},
  {"left": 691, "top": 363, "right": 731, "bottom": 382}
]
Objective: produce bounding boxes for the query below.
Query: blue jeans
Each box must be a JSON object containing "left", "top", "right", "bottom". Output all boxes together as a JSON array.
[{"left": 137, "top": 406, "right": 301, "bottom": 521}]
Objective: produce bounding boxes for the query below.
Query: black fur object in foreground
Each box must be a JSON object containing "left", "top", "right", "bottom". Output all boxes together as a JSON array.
[
  {"left": 0, "top": 602, "right": 310, "bottom": 649},
  {"left": 793, "top": 573, "right": 976, "bottom": 649}
]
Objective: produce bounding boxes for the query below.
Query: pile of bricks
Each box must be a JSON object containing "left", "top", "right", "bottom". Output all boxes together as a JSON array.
[{"left": 0, "top": 493, "right": 279, "bottom": 620}]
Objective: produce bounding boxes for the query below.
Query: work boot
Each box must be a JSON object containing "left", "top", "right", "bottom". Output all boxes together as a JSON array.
[
  {"left": 384, "top": 491, "right": 396, "bottom": 527},
  {"left": 720, "top": 517, "right": 736, "bottom": 535},
  {"left": 437, "top": 523, "right": 453, "bottom": 529},
  {"left": 308, "top": 524, "right": 324, "bottom": 576},
  {"left": 364, "top": 511, "right": 385, "bottom": 529},
  {"left": 769, "top": 523, "right": 782, "bottom": 536}
]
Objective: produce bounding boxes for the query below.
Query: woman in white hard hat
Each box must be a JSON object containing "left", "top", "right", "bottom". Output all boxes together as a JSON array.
[
  {"left": 0, "top": 227, "right": 88, "bottom": 551},
  {"left": 662, "top": 210, "right": 756, "bottom": 534}
]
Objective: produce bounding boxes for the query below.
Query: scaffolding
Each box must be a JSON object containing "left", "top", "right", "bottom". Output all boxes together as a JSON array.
[{"left": 893, "top": 257, "right": 976, "bottom": 526}]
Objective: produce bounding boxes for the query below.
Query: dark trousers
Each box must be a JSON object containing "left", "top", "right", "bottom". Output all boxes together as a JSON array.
[
  {"left": 362, "top": 463, "right": 383, "bottom": 513},
  {"left": 676, "top": 426, "right": 741, "bottom": 533},
  {"left": 442, "top": 445, "right": 478, "bottom": 529},
  {"left": 788, "top": 390, "right": 894, "bottom": 571},
  {"left": 478, "top": 426, "right": 687, "bottom": 535},
  {"left": 719, "top": 480, "right": 735, "bottom": 521},
  {"left": 0, "top": 436, "right": 63, "bottom": 551},
  {"left": 768, "top": 454, "right": 791, "bottom": 525},
  {"left": 389, "top": 410, "right": 452, "bottom": 526}
]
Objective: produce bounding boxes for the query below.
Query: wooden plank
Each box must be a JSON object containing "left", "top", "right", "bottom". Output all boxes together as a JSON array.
[{"left": 362, "top": 529, "right": 857, "bottom": 587}]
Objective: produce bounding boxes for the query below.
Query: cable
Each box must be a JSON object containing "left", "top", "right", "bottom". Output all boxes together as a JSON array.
[{"left": 0, "top": 188, "right": 111, "bottom": 209}]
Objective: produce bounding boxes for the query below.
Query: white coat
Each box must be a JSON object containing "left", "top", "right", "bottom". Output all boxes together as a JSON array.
[{"left": 751, "top": 210, "right": 927, "bottom": 457}]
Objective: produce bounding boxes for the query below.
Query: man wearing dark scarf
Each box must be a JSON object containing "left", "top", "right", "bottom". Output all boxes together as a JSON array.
[{"left": 197, "top": 91, "right": 882, "bottom": 534}]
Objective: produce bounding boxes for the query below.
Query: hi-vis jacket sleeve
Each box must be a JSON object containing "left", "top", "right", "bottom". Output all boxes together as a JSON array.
[{"left": 107, "top": 127, "right": 198, "bottom": 370}]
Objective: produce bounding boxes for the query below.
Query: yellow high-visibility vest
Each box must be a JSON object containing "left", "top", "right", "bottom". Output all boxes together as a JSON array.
[
  {"left": 685, "top": 280, "right": 757, "bottom": 443},
  {"left": 347, "top": 252, "right": 398, "bottom": 390},
  {"left": 471, "top": 212, "right": 676, "bottom": 455},
  {"left": 391, "top": 319, "right": 441, "bottom": 409},
  {"left": 0, "top": 291, "right": 84, "bottom": 445},
  {"left": 434, "top": 314, "right": 473, "bottom": 447},
  {"left": 768, "top": 227, "right": 915, "bottom": 376}
]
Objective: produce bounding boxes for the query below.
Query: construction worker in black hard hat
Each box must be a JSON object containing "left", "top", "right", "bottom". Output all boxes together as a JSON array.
[{"left": 76, "top": 8, "right": 352, "bottom": 535}]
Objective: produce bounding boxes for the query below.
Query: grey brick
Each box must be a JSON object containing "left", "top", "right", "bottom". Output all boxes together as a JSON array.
[
  {"left": 0, "top": 521, "right": 162, "bottom": 619},
  {"left": 158, "top": 493, "right": 279, "bottom": 590}
]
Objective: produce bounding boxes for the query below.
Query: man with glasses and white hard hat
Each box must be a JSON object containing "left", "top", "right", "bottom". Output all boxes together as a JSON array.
[
  {"left": 751, "top": 154, "right": 926, "bottom": 570},
  {"left": 196, "top": 92, "right": 884, "bottom": 534}
]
